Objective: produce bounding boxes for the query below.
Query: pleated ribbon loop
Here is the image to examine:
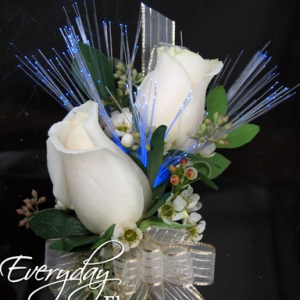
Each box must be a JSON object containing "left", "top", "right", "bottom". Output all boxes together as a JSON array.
[{"left": 114, "top": 226, "right": 215, "bottom": 299}]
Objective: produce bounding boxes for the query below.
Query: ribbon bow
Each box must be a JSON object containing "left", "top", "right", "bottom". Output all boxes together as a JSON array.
[
  {"left": 113, "top": 226, "right": 215, "bottom": 299},
  {"left": 45, "top": 226, "right": 215, "bottom": 300}
]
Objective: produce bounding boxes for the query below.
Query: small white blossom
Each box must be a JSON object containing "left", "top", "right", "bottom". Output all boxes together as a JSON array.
[
  {"left": 111, "top": 108, "right": 132, "bottom": 137},
  {"left": 199, "top": 143, "right": 216, "bottom": 158},
  {"left": 179, "top": 185, "right": 202, "bottom": 213},
  {"left": 158, "top": 194, "right": 186, "bottom": 225},
  {"left": 111, "top": 221, "right": 143, "bottom": 252},
  {"left": 183, "top": 212, "right": 202, "bottom": 225},
  {"left": 184, "top": 212, "right": 206, "bottom": 242}
]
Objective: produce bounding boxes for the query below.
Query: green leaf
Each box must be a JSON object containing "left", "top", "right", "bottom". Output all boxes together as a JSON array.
[
  {"left": 194, "top": 153, "right": 231, "bottom": 179},
  {"left": 191, "top": 160, "right": 212, "bottom": 177},
  {"left": 143, "top": 193, "right": 171, "bottom": 219},
  {"left": 152, "top": 183, "right": 168, "bottom": 199},
  {"left": 28, "top": 209, "right": 90, "bottom": 239},
  {"left": 147, "top": 125, "right": 167, "bottom": 188},
  {"left": 189, "top": 171, "right": 219, "bottom": 190},
  {"left": 50, "top": 234, "right": 99, "bottom": 252},
  {"left": 138, "top": 216, "right": 193, "bottom": 232},
  {"left": 206, "top": 86, "right": 228, "bottom": 121},
  {"left": 162, "top": 149, "right": 222, "bottom": 183},
  {"left": 90, "top": 224, "right": 116, "bottom": 250},
  {"left": 71, "top": 42, "right": 116, "bottom": 102},
  {"left": 216, "top": 124, "right": 260, "bottom": 148}
]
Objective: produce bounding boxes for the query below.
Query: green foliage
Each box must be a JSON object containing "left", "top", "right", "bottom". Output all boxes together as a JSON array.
[
  {"left": 152, "top": 183, "right": 168, "bottom": 199},
  {"left": 147, "top": 125, "right": 167, "bottom": 188},
  {"left": 196, "top": 153, "right": 231, "bottom": 179},
  {"left": 90, "top": 224, "right": 116, "bottom": 250},
  {"left": 72, "top": 42, "right": 117, "bottom": 102},
  {"left": 189, "top": 171, "right": 219, "bottom": 190},
  {"left": 216, "top": 124, "right": 260, "bottom": 148},
  {"left": 49, "top": 224, "right": 116, "bottom": 253},
  {"left": 206, "top": 86, "right": 228, "bottom": 121},
  {"left": 28, "top": 209, "right": 90, "bottom": 239},
  {"left": 50, "top": 235, "right": 99, "bottom": 252}
]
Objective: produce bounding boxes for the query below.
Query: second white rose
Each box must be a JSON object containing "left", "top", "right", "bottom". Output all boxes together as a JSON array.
[{"left": 138, "top": 46, "right": 223, "bottom": 149}]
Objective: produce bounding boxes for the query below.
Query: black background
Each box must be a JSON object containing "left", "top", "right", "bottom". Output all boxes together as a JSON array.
[{"left": 1, "top": 0, "right": 300, "bottom": 299}]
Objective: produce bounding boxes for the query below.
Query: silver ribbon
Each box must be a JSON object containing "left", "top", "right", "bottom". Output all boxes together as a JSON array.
[
  {"left": 141, "top": 3, "right": 175, "bottom": 75},
  {"left": 45, "top": 240, "right": 91, "bottom": 300},
  {"left": 113, "top": 226, "right": 216, "bottom": 300},
  {"left": 45, "top": 227, "right": 216, "bottom": 299}
]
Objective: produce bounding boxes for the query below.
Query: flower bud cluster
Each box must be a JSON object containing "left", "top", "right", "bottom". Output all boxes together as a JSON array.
[
  {"left": 190, "top": 112, "right": 232, "bottom": 146},
  {"left": 16, "top": 189, "right": 46, "bottom": 229},
  {"left": 169, "top": 158, "right": 198, "bottom": 196},
  {"left": 114, "top": 61, "right": 144, "bottom": 98}
]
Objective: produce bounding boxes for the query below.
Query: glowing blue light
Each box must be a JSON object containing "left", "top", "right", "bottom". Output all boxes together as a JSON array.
[{"left": 154, "top": 166, "right": 171, "bottom": 188}]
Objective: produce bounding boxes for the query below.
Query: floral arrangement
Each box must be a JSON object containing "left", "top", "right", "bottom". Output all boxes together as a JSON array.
[{"left": 15, "top": 2, "right": 297, "bottom": 300}]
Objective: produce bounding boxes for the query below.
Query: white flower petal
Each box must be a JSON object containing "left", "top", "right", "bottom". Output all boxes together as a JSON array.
[
  {"left": 197, "top": 220, "right": 206, "bottom": 234},
  {"left": 188, "top": 212, "right": 202, "bottom": 224},
  {"left": 181, "top": 185, "right": 193, "bottom": 197},
  {"left": 123, "top": 221, "right": 137, "bottom": 229},
  {"left": 186, "top": 193, "right": 200, "bottom": 209},
  {"left": 172, "top": 211, "right": 185, "bottom": 221},
  {"left": 162, "top": 216, "right": 173, "bottom": 225},
  {"left": 139, "top": 49, "right": 192, "bottom": 145},
  {"left": 199, "top": 143, "right": 216, "bottom": 157},
  {"left": 112, "top": 225, "right": 124, "bottom": 239},
  {"left": 173, "top": 197, "right": 186, "bottom": 211}
]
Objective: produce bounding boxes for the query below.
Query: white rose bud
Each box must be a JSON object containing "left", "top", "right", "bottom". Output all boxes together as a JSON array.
[
  {"left": 139, "top": 46, "right": 223, "bottom": 149},
  {"left": 46, "top": 101, "right": 152, "bottom": 234}
]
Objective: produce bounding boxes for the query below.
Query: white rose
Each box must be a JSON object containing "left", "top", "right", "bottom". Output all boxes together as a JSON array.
[
  {"left": 46, "top": 101, "right": 152, "bottom": 234},
  {"left": 139, "top": 46, "right": 223, "bottom": 149}
]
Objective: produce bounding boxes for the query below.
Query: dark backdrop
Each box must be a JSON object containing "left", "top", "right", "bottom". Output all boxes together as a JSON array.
[{"left": 1, "top": 0, "right": 300, "bottom": 299}]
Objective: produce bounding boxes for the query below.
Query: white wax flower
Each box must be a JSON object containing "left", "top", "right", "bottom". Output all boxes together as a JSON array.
[
  {"left": 184, "top": 212, "right": 206, "bottom": 242},
  {"left": 139, "top": 46, "right": 223, "bottom": 149},
  {"left": 158, "top": 194, "right": 186, "bottom": 225},
  {"left": 110, "top": 108, "right": 132, "bottom": 137},
  {"left": 112, "top": 221, "right": 143, "bottom": 252},
  {"left": 46, "top": 101, "right": 152, "bottom": 234},
  {"left": 184, "top": 212, "right": 202, "bottom": 225},
  {"left": 177, "top": 185, "right": 202, "bottom": 213},
  {"left": 199, "top": 143, "right": 216, "bottom": 157}
]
